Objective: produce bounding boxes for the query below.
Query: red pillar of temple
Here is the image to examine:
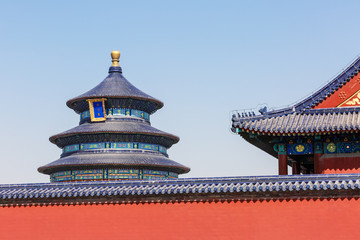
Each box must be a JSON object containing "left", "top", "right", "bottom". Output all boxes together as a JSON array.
[
  {"left": 314, "top": 153, "right": 322, "bottom": 174},
  {"left": 278, "top": 154, "right": 288, "bottom": 175},
  {"left": 292, "top": 161, "right": 300, "bottom": 175}
]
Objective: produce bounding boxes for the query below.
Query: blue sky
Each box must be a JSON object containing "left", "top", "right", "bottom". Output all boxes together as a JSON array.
[{"left": 0, "top": 1, "right": 360, "bottom": 183}]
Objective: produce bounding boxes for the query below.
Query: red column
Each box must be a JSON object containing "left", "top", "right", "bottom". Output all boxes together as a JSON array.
[
  {"left": 292, "top": 161, "right": 300, "bottom": 175},
  {"left": 278, "top": 154, "right": 288, "bottom": 175},
  {"left": 314, "top": 153, "right": 322, "bottom": 174}
]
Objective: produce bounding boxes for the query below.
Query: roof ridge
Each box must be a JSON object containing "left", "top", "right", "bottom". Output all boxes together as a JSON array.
[
  {"left": 1, "top": 174, "right": 360, "bottom": 203},
  {"left": 233, "top": 56, "right": 360, "bottom": 120},
  {"left": 2, "top": 173, "right": 360, "bottom": 189},
  {"left": 234, "top": 107, "right": 360, "bottom": 123},
  {"left": 294, "top": 56, "right": 360, "bottom": 110}
]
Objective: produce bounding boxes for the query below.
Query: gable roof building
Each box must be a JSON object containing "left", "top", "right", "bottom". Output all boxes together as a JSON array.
[{"left": 232, "top": 56, "right": 360, "bottom": 175}]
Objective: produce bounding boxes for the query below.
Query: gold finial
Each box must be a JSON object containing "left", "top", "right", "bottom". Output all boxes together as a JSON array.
[{"left": 111, "top": 50, "right": 120, "bottom": 66}]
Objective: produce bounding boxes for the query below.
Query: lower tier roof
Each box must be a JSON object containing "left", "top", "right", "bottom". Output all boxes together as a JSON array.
[
  {"left": 233, "top": 108, "right": 360, "bottom": 135},
  {"left": 38, "top": 152, "right": 190, "bottom": 175}
]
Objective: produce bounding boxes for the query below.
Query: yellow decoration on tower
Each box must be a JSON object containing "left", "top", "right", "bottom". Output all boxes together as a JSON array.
[
  {"left": 87, "top": 98, "right": 107, "bottom": 122},
  {"left": 111, "top": 51, "right": 120, "bottom": 67}
]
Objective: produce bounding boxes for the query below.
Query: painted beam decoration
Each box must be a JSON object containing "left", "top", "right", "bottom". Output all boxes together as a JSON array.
[
  {"left": 287, "top": 143, "right": 313, "bottom": 155},
  {"left": 87, "top": 98, "right": 107, "bottom": 122}
]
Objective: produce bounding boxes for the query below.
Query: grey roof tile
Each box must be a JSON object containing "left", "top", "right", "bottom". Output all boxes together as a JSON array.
[
  {"left": 2, "top": 174, "right": 360, "bottom": 204},
  {"left": 50, "top": 121, "right": 179, "bottom": 144},
  {"left": 67, "top": 67, "right": 163, "bottom": 113},
  {"left": 233, "top": 109, "right": 360, "bottom": 134},
  {"left": 38, "top": 152, "right": 190, "bottom": 174}
]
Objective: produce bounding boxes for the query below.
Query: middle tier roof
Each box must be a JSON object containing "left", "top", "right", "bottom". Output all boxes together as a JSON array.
[{"left": 50, "top": 121, "right": 179, "bottom": 148}]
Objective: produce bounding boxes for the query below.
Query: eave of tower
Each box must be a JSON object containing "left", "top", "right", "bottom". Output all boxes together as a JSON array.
[
  {"left": 66, "top": 66, "right": 163, "bottom": 114},
  {"left": 49, "top": 121, "right": 179, "bottom": 148},
  {"left": 38, "top": 152, "right": 190, "bottom": 175}
]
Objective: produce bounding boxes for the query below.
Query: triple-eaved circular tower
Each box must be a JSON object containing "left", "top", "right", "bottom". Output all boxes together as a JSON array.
[{"left": 38, "top": 51, "right": 190, "bottom": 182}]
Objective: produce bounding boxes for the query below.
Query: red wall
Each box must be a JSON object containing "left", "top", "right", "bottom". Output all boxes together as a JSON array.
[
  {"left": 0, "top": 198, "right": 359, "bottom": 240},
  {"left": 320, "top": 154, "right": 360, "bottom": 174}
]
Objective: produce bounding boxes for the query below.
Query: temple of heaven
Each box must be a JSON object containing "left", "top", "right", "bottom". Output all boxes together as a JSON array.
[{"left": 38, "top": 51, "right": 190, "bottom": 182}]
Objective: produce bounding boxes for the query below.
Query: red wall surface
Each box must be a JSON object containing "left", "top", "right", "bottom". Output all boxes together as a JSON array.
[
  {"left": 0, "top": 198, "right": 359, "bottom": 240},
  {"left": 320, "top": 154, "right": 360, "bottom": 174}
]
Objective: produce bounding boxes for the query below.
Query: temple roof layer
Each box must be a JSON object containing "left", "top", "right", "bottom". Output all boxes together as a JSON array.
[
  {"left": 232, "top": 56, "right": 360, "bottom": 135},
  {"left": 38, "top": 152, "right": 190, "bottom": 174},
  {"left": 67, "top": 66, "right": 163, "bottom": 114},
  {"left": 50, "top": 121, "right": 179, "bottom": 147},
  {"left": 1, "top": 174, "right": 360, "bottom": 205},
  {"left": 285, "top": 56, "right": 360, "bottom": 111},
  {"left": 233, "top": 107, "right": 360, "bottom": 135}
]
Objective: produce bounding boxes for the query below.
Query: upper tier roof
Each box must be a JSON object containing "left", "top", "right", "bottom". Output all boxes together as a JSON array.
[{"left": 66, "top": 66, "right": 164, "bottom": 114}]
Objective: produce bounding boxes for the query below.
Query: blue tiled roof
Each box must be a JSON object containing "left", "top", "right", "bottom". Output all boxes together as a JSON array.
[
  {"left": 294, "top": 56, "right": 360, "bottom": 111},
  {"left": 232, "top": 107, "right": 360, "bottom": 134},
  {"left": 67, "top": 66, "right": 163, "bottom": 113},
  {"left": 232, "top": 56, "right": 360, "bottom": 134},
  {"left": 50, "top": 121, "right": 179, "bottom": 146},
  {"left": 258, "top": 56, "right": 360, "bottom": 116},
  {"left": 38, "top": 152, "right": 190, "bottom": 174},
  {"left": 1, "top": 174, "right": 360, "bottom": 205}
]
